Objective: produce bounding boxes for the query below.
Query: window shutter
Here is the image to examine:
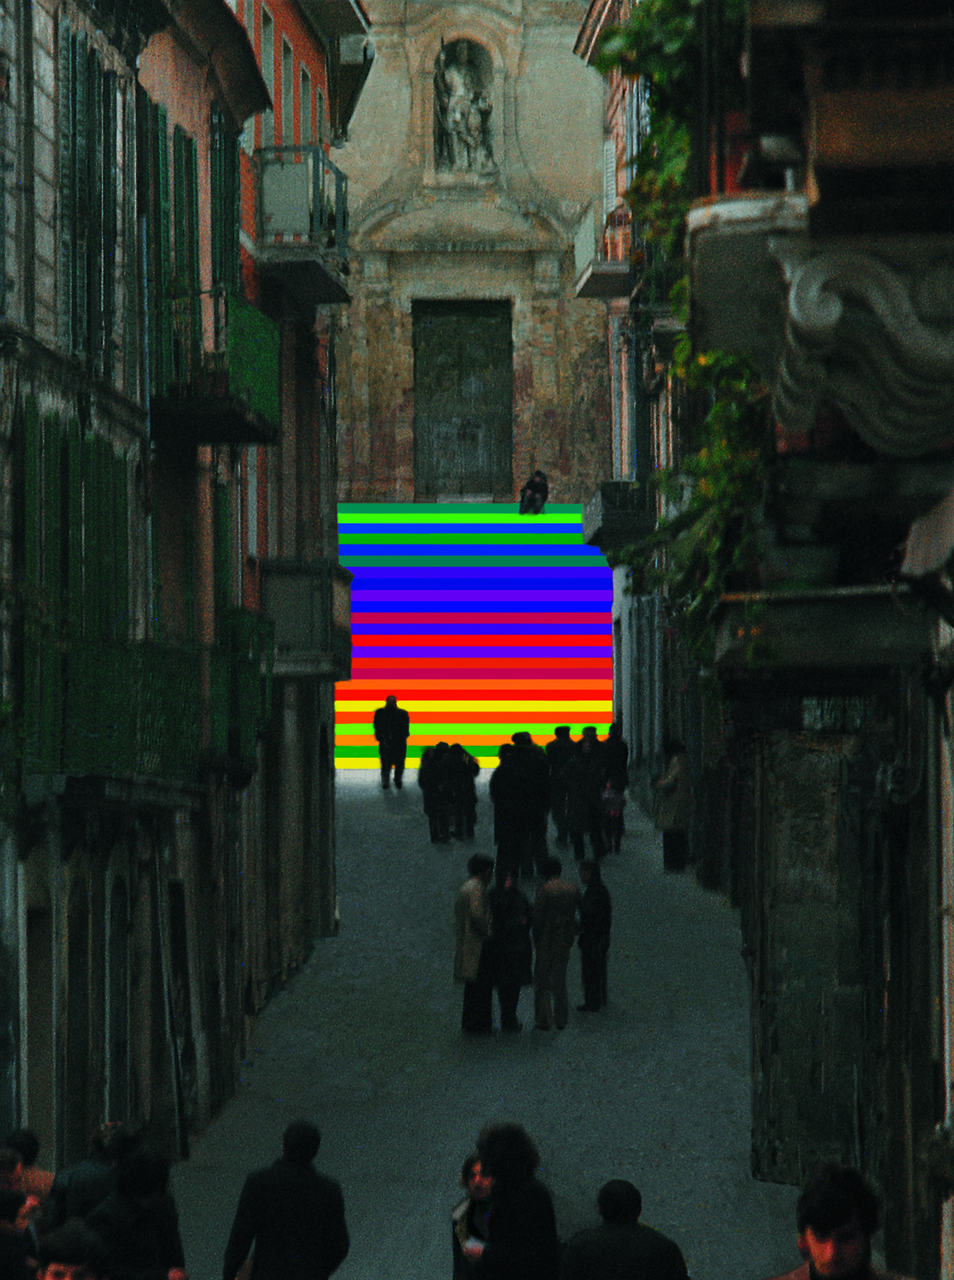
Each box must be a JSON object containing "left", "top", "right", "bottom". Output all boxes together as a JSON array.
[
  {"left": 66, "top": 417, "right": 83, "bottom": 635},
  {"left": 102, "top": 71, "right": 118, "bottom": 384},
  {"left": 113, "top": 450, "right": 129, "bottom": 640},
  {"left": 73, "top": 30, "right": 89, "bottom": 358},
  {"left": 155, "top": 102, "right": 173, "bottom": 392},
  {"left": 603, "top": 136, "right": 617, "bottom": 224},
  {"left": 57, "top": 14, "right": 74, "bottom": 352},
  {"left": 86, "top": 45, "right": 104, "bottom": 373},
  {"left": 123, "top": 85, "right": 139, "bottom": 398}
]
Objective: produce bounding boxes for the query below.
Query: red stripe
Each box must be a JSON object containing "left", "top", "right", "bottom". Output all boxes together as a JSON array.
[
  {"left": 352, "top": 634, "right": 611, "bottom": 648},
  {"left": 352, "top": 612, "right": 611, "bottom": 625}
]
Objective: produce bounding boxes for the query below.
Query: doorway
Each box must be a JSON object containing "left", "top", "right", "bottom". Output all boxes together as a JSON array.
[{"left": 412, "top": 301, "right": 513, "bottom": 499}]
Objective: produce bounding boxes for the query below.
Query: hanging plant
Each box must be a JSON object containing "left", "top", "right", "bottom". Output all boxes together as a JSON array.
[{"left": 612, "top": 346, "right": 770, "bottom": 665}]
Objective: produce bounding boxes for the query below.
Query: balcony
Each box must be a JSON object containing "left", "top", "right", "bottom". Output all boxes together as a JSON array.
[
  {"left": 261, "top": 558, "right": 353, "bottom": 681},
  {"left": 712, "top": 584, "right": 935, "bottom": 696},
  {"left": 573, "top": 206, "right": 634, "bottom": 301},
  {"left": 582, "top": 481, "right": 657, "bottom": 555},
  {"left": 151, "top": 288, "right": 280, "bottom": 445},
  {"left": 23, "top": 635, "right": 203, "bottom": 804},
  {"left": 257, "top": 145, "right": 350, "bottom": 311}
]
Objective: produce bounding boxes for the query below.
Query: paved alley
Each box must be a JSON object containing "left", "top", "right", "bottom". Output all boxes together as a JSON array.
[{"left": 173, "top": 770, "right": 799, "bottom": 1280}]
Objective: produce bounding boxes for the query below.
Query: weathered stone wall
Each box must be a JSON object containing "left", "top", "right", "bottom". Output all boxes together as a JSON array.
[{"left": 334, "top": 0, "right": 611, "bottom": 503}]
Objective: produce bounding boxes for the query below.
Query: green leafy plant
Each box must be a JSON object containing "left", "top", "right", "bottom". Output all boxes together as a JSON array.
[{"left": 613, "top": 347, "right": 769, "bottom": 664}]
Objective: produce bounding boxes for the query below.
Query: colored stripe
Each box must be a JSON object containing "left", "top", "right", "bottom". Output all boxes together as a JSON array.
[{"left": 334, "top": 502, "right": 612, "bottom": 768}]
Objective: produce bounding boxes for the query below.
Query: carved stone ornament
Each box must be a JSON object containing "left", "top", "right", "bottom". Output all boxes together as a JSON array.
[{"left": 772, "top": 247, "right": 954, "bottom": 457}]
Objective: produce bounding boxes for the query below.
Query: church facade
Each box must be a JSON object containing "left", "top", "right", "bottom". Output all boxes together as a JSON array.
[{"left": 333, "top": 0, "right": 612, "bottom": 506}]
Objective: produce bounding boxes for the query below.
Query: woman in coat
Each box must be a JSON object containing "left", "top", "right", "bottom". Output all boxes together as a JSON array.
[
  {"left": 454, "top": 855, "right": 495, "bottom": 1035},
  {"left": 654, "top": 738, "right": 691, "bottom": 871},
  {"left": 468, "top": 1123, "right": 559, "bottom": 1280}
]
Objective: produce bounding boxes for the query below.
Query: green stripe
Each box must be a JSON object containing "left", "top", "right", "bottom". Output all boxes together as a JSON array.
[
  {"left": 338, "top": 504, "right": 583, "bottom": 519},
  {"left": 340, "top": 555, "right": 603, "bottom": 567}
]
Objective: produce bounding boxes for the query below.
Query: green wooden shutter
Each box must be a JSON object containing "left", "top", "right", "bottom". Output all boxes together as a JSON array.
[
  {"left": 73, "top": 30, "right": 89, "bottom": 359},
  {"left": 153, "top": 102, "right": 173, "bottom": 393},
  {"left": 214, "top": 484, "right": 232, "bottom": 629},
  {"left": 86, "top": 45, "right": 103, "bottom": 372},
  {"left": 66, "top": 417, "right": 83, "bottom": 636},
  {"left": 123, "top": 85, "right": 139, "bottom": 398},
  {"left": 113, "top": 451, "right": 129, "bottom": 641},
  {"left": 57, "top": 14, "right": 74, "bottom": 352},
  {"left": 101, "top": 71, "right": 118, "bottom": 385}
]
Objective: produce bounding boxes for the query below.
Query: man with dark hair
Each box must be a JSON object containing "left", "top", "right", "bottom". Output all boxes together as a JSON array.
[
  {"left": 85, "top": 1145, "right": 186, "bottom": 1280},
  {"left": 223, "top": 1120, "right": 349, "bottom": 1280},
  {"left": 559, "top": 1179, "right": 689, "bottom": 1280},
  {"left": 373, "top": 695, "right": 411, "bottom": 790},
  {"left": 37, "top": 1221, "right": 111, "bottom": 1280},
  {"left": 765, "top": 1163, "right": 908, "bottom": 1280},
  {"left": 41, "top": 1122, "right": 134, "bottom": 1233}
]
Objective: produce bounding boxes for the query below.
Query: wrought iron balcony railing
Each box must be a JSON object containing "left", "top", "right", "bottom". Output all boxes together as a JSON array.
[{"left": 256, "top": 145, "right": 351, "bottom": 309}]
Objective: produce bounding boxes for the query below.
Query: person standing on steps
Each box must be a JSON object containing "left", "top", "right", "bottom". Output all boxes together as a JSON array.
[{"left": 373, "top": 694, "right": 410, "bottom": 790}]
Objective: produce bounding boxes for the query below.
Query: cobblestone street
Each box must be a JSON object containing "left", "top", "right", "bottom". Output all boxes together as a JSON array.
[{"left": 173, "top": 770, "right": 798, "bottom": 1280}]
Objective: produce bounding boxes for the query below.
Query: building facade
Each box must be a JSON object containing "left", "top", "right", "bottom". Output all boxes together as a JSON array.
[
  {"left": 577, "top": 0, "right": 954, "bottom": 1276},
  {"left": 332, "top": 0, "right": 611, "bottom": 508},
  {"left": 0, "top": 0, "right": 363, "bottom": 1165}
]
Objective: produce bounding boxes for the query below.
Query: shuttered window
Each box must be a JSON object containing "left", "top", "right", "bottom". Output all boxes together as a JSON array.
[
  {"left": 57, "top": 15, "right": 121, "bottom": 379},
  {"left": 210, "top": 103, "right": 240, "bottom": 291},
  {"left": 138, "top": 88, "right": 173, "bottom": 395}
]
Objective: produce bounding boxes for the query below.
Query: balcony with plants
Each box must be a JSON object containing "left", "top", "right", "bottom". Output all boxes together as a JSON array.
[
  {"left": 593, "top": 0, "right": 953, "bottom": 683},
  {"left": 150, "top": 286, "right": 281, "bottom": 446},
  {"left": 256, "top": 144, "right": 351, "bottom": 312}
]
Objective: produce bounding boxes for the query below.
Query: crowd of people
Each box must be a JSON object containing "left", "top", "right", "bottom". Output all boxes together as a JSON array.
[
  {"left": 454, "top": 851, "right": 611, "bottom": 1035},
  {"left": 451, "top": 1130, "right": 895, "bottom": 1280},
  {"left": 0, "top": 1106, "right": 915, "bottom": 1280}
]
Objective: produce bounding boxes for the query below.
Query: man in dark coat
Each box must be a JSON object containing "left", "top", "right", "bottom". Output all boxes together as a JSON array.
[
  {"left": 510, "top": 733, "right": 550, "bottom": 877},
  {"left": 487, "top": 869, "right": 533, "bottom": 1032},
  {"left": 577, "top": 859, "right": 612, "bottom": 1012},
  {"left": 41, "top": 1121, "right": 133, "bottom": 1233},
  {"left": 544, "top": 726, "right": 575, "bottom": 847},
  {"left": 372, "top": 694, "right": 411, "bottom": 790},
  {"left": 560, "top": 1179, "right": 689, "bottom": 1280},
  {"left": 223, "top": 1119, "right": 349, "bottom": 1280},
  {"left": 86, "top": 1145, "right": 186, "bottom": 1280}
]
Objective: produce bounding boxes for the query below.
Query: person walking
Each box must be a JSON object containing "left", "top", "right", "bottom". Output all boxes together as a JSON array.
[
  {"left": 372, "top": 694, "right": 411, "bottom": 790},
  {"left": 222, "top": 1119, "right": 349, "bottom": 1280},
  {"left": 532, "top": 856, "right": 581, "bottom": 1031},
  {"left": 490, "top": 745, "right": 522, "bottom": 880},
  {"left": 454, "top": 854, "right": 495, "bottom": 1036},
  {"left": 545, "top": 726, "right": 575, "bottom": 847},
  {"left": 654, "top": 738, "right": 691, "bottom": 871},
  {"left": 577, "top": 859, "right": 612, "bottom": 1013},
  {"left": 564, "top": 734, "right": 606, "bottom": 862},
  {"left": 487, "top": 868, "right": 533, "bottom": 1032},
  {"left": 560, "top": 1179, "right": 689, "bottom": 1280},
  {"left": 85, "top": 1145, "right": 187, "bottom": 1280},
  {"left": 510, "top": 733, "right": 550, "bottom": 877},
  {"left": 468, "top": 1123, "right": 559, "bottom": 1280},
  {"left": 420, "top": 742, "right": 453, "bottom": 843},
  {"left": 448, "top": 743, "right": 480, "bottom": 840}
]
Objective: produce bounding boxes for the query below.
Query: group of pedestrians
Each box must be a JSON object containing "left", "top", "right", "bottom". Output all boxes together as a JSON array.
[
  {"left": 450, "top": 1126, "right": 896, "bottom": 1280},
  {"left": 454, "top": 850, "right": 612, "bottom": 1035},
  {"left": 0, "top": 1119, "right": 347, "bottom": 1280}
]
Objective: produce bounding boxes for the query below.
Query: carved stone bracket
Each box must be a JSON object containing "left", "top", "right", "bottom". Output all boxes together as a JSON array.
[{"left": 772, "top": 246, "right": 954, "bottom": 456}]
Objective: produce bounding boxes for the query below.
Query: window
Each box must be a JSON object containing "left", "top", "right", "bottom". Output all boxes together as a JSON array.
[
  {"left": 301, "top": 65, "right": 312, "bottom": 144},
  {"left": 282, "top": 39, "right": 293, "bottom": 143},
  {"left": 261, "top": 8, "right": 274, "bottom": 144},
  {"left": 241, "top": 1, "right": 255, "bottom": 152}
]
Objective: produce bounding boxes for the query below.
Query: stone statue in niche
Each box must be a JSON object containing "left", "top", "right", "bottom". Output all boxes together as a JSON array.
[{"left": 434, "top": 39, "right": 496, "bottom": 175}]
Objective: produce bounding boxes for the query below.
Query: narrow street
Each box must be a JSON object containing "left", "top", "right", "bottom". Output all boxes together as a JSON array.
[{"left": 173, "top": 771, "right": 798, "bottom": 1280}]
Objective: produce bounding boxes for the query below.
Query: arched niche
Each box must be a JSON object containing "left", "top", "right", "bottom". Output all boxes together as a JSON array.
[{"left": 433, "top": 39, "right": 497, "bottom": 176}]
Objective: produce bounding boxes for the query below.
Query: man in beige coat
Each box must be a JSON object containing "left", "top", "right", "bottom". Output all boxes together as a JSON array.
[{"left": 454, "top": 854, "right": 495, "bottom": 1035}]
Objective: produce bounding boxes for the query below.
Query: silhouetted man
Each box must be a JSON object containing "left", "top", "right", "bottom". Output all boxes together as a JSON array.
[
  {"left": 223, "top": 1120, "right": 349, "bottom": 1280},
  {"left": 373, "top": 694, "right": 410, "bottom": 790}
]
